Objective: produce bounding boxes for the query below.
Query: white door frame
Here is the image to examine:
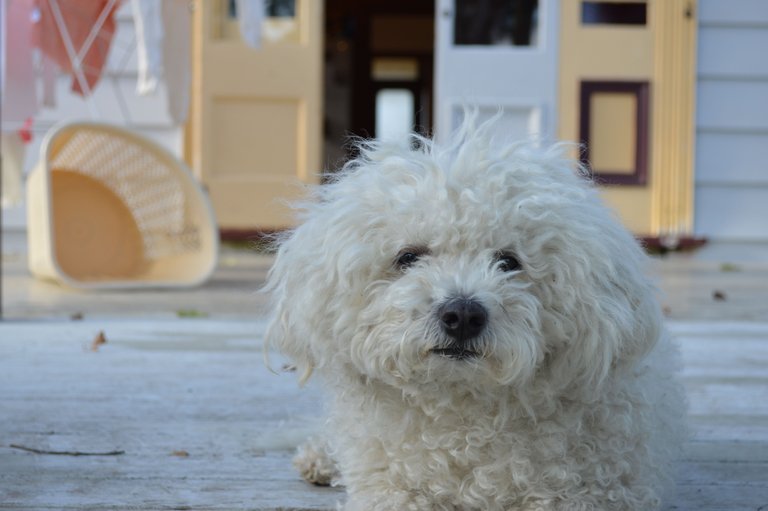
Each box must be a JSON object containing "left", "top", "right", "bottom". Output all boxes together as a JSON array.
[{"left": 434, "top": 0, "right": 559, "bottom": 144}]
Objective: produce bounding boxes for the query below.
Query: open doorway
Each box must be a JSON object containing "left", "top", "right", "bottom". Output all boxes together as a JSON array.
[{"left": 323, "top": 0, "right": 435, "bottom": 172}]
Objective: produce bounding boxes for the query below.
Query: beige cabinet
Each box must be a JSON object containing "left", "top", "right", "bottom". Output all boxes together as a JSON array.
[{"left": 188, "top": 0, "right": 323, "bottom": 232}]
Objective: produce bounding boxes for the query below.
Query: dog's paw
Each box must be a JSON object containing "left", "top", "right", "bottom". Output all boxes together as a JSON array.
[{"left": 293, "top": 437, "right": 339, "bottom": 486}]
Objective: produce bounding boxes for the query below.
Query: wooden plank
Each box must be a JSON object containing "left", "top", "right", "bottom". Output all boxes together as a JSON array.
[
  {"left": 674, "top": 485, "right": 768, "bottom": 511},
  {"left": 0, "top": 320, "right": 341, "bottom": 510},
  {"left": 1, "top": 320, "right": 767, "bottom": 510}
]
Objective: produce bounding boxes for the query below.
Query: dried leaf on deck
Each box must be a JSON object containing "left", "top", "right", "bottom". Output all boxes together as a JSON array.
[{"left": 91, "top": 331, "right": 107, "bottom": 351}]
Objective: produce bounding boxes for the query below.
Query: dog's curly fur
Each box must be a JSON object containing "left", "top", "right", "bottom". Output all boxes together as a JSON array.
[{"left": 264, "top": 115, "right": 686, "bottom": 511}]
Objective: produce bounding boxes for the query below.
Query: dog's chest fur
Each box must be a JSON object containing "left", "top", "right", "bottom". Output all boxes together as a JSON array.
[{"left": 331, "top": 375, "right": 648, "bottom": 506}]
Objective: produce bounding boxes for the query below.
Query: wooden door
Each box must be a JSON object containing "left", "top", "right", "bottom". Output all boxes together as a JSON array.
[
  {"left": 434, "top": 0, "right": 560, "bottom": 142},
  {"left": 189, "top": 0, "right": 323, "bottom": 231},
  {"left": 558, "top": 0, "right": 697, "bottom": 241}
]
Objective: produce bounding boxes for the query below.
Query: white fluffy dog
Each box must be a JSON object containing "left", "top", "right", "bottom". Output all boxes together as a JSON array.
[{"left": 265, "top": 116, "right": 686, "bottom": 511}]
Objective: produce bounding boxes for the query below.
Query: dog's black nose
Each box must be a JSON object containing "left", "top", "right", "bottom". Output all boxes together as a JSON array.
[{"left": 438, "top": 298, "right": 487, "bottom": 342}]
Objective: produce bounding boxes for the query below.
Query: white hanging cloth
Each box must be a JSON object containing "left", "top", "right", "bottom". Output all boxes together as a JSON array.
[
  {"left": 131, "top": 0, "right": 163, "bottom": 94},
  {"left": 236, "top": 0, "right": 264, "bottom": 49},
  {"left": 131, "top": 0, "right": 265, "bottom": 122},
  {"left": 131, "top": 0, "right": 191, "bottom": 124}
]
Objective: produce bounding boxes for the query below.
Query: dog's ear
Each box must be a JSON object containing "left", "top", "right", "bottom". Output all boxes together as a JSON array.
[
  {"left": 545, "top": 235, "right": 662, "bottom": 392},
  {"left": 263, "top": 231, "right": 317, "bottom": 385},
  {"left": 261, "top": 171, "right": 382, "bottom": 384}
]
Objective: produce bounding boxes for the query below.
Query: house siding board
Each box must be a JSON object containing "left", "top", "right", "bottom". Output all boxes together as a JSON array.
[
  {"left": 695, "top": 187, "right": 768, "bottom": 240},
  {"left": 697, "top": 80, "right": 768, "bottom": 131},
  {"left": 694, "top": 0, "right": 768, "bottom": 240},
  {"left": 697, "top": 28, "right": 768, "bottom": 77},
  {"left": 34, "top": 76, "right": 178, "bottom": 130},
  {"left": 696, "top": 132, "right": 768, "bottom": 185},
  {"left": 698, "top": 0, "right": 768, "bottom": 25}
]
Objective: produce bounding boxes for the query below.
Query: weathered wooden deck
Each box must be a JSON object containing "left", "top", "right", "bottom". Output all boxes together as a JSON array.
[{"left": 1, "top": 319, "right": 767, "bottom": 510}]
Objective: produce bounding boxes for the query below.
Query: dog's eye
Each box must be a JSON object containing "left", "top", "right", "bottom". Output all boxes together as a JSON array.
[
  {"left": 496, "top": 252, "right": 521, "bottom": 273},
  {"left": 395, "top": 249, "right": 424, "bottom": 270},
  {"left": 396, "top": 252, "right": 420, "bottom": 269}
]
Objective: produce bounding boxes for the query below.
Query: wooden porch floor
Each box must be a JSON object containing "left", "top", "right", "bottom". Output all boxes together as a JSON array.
[{"left": 1, "top": 319, "right": 767, "bottom": 510}]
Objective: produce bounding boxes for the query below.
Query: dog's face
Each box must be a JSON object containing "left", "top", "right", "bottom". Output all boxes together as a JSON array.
[{"left": 266, "top": 123, "right": 661, "bottom": 395}]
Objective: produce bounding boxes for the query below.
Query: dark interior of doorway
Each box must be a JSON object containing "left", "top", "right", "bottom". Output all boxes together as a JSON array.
[{"left": 323, "top": 0, "right": 435, "bottom": 174}]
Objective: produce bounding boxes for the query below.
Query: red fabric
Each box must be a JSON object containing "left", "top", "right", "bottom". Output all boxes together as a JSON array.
[{"left": 31, "top": 0, "right": 121, "bottom": 96}]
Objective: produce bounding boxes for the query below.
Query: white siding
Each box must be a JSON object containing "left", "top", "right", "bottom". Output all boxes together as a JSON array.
[
  {"left": 698, "top": 0, "right": 768, "bottom": 24},
  {"left": 697, "top": 81, "right": 768, "bottom": 131},
  {"left": 694, "top": 0, "right": 768, "bottom": 241},
  {"left": 2, "top": 3, "right": 183, "bottom": 228},
  {"left": 697, "top": 27, "right": 768, "bottom": 77},
  {"left": 696, "top": 132, "right": 768, "bottom": 185}
]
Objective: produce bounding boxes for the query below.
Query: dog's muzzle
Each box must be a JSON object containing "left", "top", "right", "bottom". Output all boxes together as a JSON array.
[{"left": 432, "top": 297, "right": 487, "bottom": 360}]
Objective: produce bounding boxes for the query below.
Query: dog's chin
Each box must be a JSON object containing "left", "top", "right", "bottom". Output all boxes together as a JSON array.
[
  {"left": 430, "top": 346, "right": 480, "bottom": 361},
  {"left": 427, "top": 331, "right": 485, "bottom": 361}
]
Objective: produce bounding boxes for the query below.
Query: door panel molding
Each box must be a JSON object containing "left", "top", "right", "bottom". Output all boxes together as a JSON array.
[{"left": 189, "top": 0, "right": 322, "bottom": 230}]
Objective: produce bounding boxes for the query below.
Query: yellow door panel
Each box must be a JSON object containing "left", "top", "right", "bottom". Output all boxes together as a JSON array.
[
  {"left": 589, "top": 93, "right": 638, "bottom": 174},
  {"left": 189, "top": 0, "right": 322, "bottom": 231},
  {"left": 558, "top": 0, "right": 697, "bottom": 240}
]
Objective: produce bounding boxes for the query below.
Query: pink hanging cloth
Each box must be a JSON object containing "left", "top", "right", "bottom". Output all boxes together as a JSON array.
[
  {"left": 31, "top": 0, "right": 122, "bottom": 96},
  {"left": 2, "top": 0, "right": 38, "bottom": 123}
]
